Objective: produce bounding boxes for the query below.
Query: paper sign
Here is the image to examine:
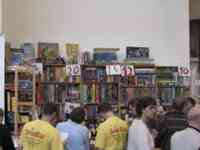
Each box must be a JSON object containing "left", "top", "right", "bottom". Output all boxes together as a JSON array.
[
  {"left": 32, "top": 63, "right": 43, "bottom": 74},
  {"left": 178, "top": 67, "right": 190, "bottom": 77},
  {"left": 106, "top": 65, "right": 121, "bottom": 75},
  {"left": 66, "top": 64, "right": 81, "bottom": 76},
  {"left": 121, "top": 65, "right": 135, "bottom": 76},
  {"left": 64, "top": 102, "right": 81, "bottom": 113}
]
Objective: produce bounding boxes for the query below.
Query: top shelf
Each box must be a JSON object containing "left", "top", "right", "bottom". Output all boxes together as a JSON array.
[
  {"left": 42, "top": 63, "right": 156, "bottom": 68},
  {"left": 43, "top": 64, "right": 65, "bottom": 67},
  {"left": 6, "top": 65, "right": 33, "bottom": 74}
]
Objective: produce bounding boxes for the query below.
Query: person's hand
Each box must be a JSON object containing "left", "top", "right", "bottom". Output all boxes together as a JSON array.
[
  {"left": 63, "top": 139, "right": 68, "bottom": 147},
  {"left": 151, "top": 129, "right": 158, "bottom": 139}
]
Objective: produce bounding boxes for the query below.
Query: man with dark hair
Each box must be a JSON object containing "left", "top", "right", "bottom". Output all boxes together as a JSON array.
[
  {"left": 95, "top": 104, "right": 128, "bottom": 150},
  {"left": 127, "top": 97, "right": 157, "bottom": 150},
  {"left": 0, "top": 108, "right": 15, "bottom": 150},
  {"left": 20, "top": 103, "right": 63, "bottom": 150},
  {"left": 171, "top": 104, "right": 200, "bottom": 150},
  {"left": 155, "top": 97, "right": 193, "bottom": 150},
  {"left": 57, "top": 107, "right": 90, "bottom": 150},
  {"left": 127, "top": 98, "right": 137, "bottom": 124},
  {"left": 182, "top": 97, "right": 196, "bottom": 115}
]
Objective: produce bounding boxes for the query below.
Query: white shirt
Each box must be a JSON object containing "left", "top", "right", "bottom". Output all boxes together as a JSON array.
[
  {"left": 171, "top": 127, "right": 200, "bottom": 150},
  {"left": 127, "top": 119, "right": 154, "bottom": 150}
]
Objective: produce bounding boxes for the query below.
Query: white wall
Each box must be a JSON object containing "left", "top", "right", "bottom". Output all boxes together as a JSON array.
[
  {"left": 0, "top": 0, "right": 4, "bottom": 110},
  {"left": 3, "top": 0, "right": 190, "bottom": 66},
  {"left": 0, "top": 34, "right": 5, "bottom": 110},
  {"left": 190, "top": 0, "right": 200, "bottom": 20},
  {"left": 0, "top": 0, "right": 2, "bottom": 33}
]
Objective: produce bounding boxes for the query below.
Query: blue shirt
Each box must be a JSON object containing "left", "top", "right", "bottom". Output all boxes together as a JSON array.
[{"left": 56, "top": 120, "right": 90, "bottom": 150}]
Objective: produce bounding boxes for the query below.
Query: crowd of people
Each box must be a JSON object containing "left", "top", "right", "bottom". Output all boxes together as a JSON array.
[{"left": 0, "top": 96, "right": 200, "bottom": 150}]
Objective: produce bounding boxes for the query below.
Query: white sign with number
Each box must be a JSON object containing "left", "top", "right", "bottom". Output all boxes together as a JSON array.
[
  {"left": 106, "top": 65, "right": 121, "bottom": 75},
  {"left": 66, "top": 64, "right": 81, "bottom": 76},
  {"left": 32, "top": 63, "right": 43, "bottom": 74},
  {"left": 121, "top": 65, "right": 135, "bottom": 76},
  {"left": 178, "top": 67, "right": 191, "bottom": 77}
]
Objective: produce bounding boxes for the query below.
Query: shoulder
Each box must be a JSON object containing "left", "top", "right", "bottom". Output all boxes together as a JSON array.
[
  {"left": 97, "top": 122, "right": 107, "bottom": 133},
  {"left": 121, "top": 119, "right": 128, "bottom": 127},
  {"left": 56, "top": 121, "right": 68, "bottom": 128},
  {"left": 97, "top": 122, "right": 105, "bottom": 129},
  {"left": 22, "top": 120, "right": 36, "bottom": 130},
  {"left": 130, "top": 119, "right": 145, "bottom": 129},
  {"left": 171, "top": 129, "right": 187, "bottom": 142},
  {"left": 81, "top": 125, "right": 89, "bottom": 132}
]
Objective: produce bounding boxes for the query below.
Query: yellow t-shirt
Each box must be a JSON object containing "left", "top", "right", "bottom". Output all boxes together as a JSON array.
[
  {"left": 95, "top": 116, "right": 128, "bottom": 150},
  {"left": 20, "top": 120, "right": 63, "bottom": 150}
]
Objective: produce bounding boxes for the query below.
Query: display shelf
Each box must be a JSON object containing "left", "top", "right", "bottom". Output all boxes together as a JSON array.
[
  {"left": 5, "top": 65, "right": 36, "bottom": 135},
  {"left": 43, "top": 63, "right": 65, "bottom": 67},
  {"left": 41, "top": 81, "right": 80, "bottom": 85},
  {"left": 18, "top": 101, "right": 33, "bottom": 106}
]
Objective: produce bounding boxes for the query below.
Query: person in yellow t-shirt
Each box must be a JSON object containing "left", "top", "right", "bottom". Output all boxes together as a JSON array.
[
  {"left": 20, "top": 103, "right": 64, "bottom": 150},
  {"left": 95, "top": 104, "right": 128, "bottom": 150}
]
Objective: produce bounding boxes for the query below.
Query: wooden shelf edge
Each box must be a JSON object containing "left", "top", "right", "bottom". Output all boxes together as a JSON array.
[{"left": 18, "top": 101, "right": 34, "bottom": 106}]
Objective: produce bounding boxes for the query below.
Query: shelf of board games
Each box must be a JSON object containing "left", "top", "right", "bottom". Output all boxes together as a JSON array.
[
  {"left": 39, "top": 63, "right": 156, "bottom": 108},
  {"left": 5, "top": 65, "right": 36, "bottom": 135},
  {"left": 39, "top": 63, "right": 191, "bottom": 104}
]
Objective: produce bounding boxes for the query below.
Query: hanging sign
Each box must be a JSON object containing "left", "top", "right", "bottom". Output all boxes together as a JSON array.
[
  {"left": 106, "top": 65, "right": 121, "bottom": 75},
  {"left": 121, "top": 65, "right": 135, "bottom": 76},
  {"left": 66, "top": 64, "right": 81, "bottom": 76},
  {"left": 178, "top": 67, "right": 190, "bottom": 77}
]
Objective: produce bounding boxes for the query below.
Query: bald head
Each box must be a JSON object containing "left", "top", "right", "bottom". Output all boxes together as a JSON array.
[{"left": 187, "top": 105, "right": 200, "bottom": 123}]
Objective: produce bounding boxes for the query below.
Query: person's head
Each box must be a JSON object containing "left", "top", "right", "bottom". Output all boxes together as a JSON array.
[
  {"left": 182, "top": 97, "right": 196, "bottom": 115},
  {"left": 173, "top": 97, "right": 186, "bottom": 112},
  {"left": 128, "top": 98, "right": 137, "bottom": 115},
  {"left": 136, "top": 97, "right": 157, "bottom": 121},
  {"left": 70, "top": 107, "right": 85, "bottom": 124},
  {"left": 0, "top": 108, "right": 3, "bottom": 123},
  {"left": 173, "top": 97, "right": 196, "bottom": 114},
  {"left": 187, "top": 104, "right": 200, "bottom": 126},
  {"left": 98, "top": 104, "right": 113, "bottom": 120},
  {"left": 42, "top": 103, "right": 60, "bottom": 125}
]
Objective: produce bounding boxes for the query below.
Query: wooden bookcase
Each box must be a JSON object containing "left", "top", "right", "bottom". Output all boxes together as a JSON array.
[{"left": 5, "top": 65, "right": 36, "bottom": 135}]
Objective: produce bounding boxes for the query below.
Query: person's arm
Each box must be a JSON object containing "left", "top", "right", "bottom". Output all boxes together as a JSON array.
[
  {"left": 133, "top": 127, "right": 152, "bottom": 150},
  {"left": 95, "top": 126, "right": 106, "bottom": 150},
  {"left": 83, "top": 128, "right": 90, "bottom": 150},
  {"left": 155, "top": 117, "right": 167, "bottom": 148},
  {"left": 0, "top": 134, "right": 3, "bottom": 150},
  {"left": 95, "top": 148, "right": 104, "bottom": 150},
  {"left": 170, "top": 134, "right": 178, "bottom": 150},
  {"left": 3, "top": 127, "right": 15, "bottom": 150},
  {"left": 50, "top": 130, "right": 64, "bottom": 150}
]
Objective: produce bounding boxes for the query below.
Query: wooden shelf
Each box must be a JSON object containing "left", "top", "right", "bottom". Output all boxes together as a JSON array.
[
  {"left": 82, "top": 64, "right": 106, "bottom": 68},
  {"left": 41, "top": 81, "right": 80, "bottom": 85},
  {"left": 18, "top": 101, "right": 33, "bottom": 106},
  {"left": 43, "top": 64, "right": 65, "bottom": 67},
  {"left": 7, "top": 65, "right": 33, "bottom": 73},
  {"left": 83, "top": 81, "right": 119, "bottom": 84}
]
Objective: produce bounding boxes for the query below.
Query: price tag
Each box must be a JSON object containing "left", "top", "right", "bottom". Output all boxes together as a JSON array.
[
  {"left": 121, "top": 65, "right": 135, "bottom": 76},
  {"left": 32, "top": 63, "right": 43, "bottom": 75},
  {"left": 178, "top": 67, "right": 190, "bottom": 77},
  {"left": 106, "top": 65, "right": 121, "bottom": 75},
  {"left": 66, "top": 64, "right": 81, "bottom": 76}
]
